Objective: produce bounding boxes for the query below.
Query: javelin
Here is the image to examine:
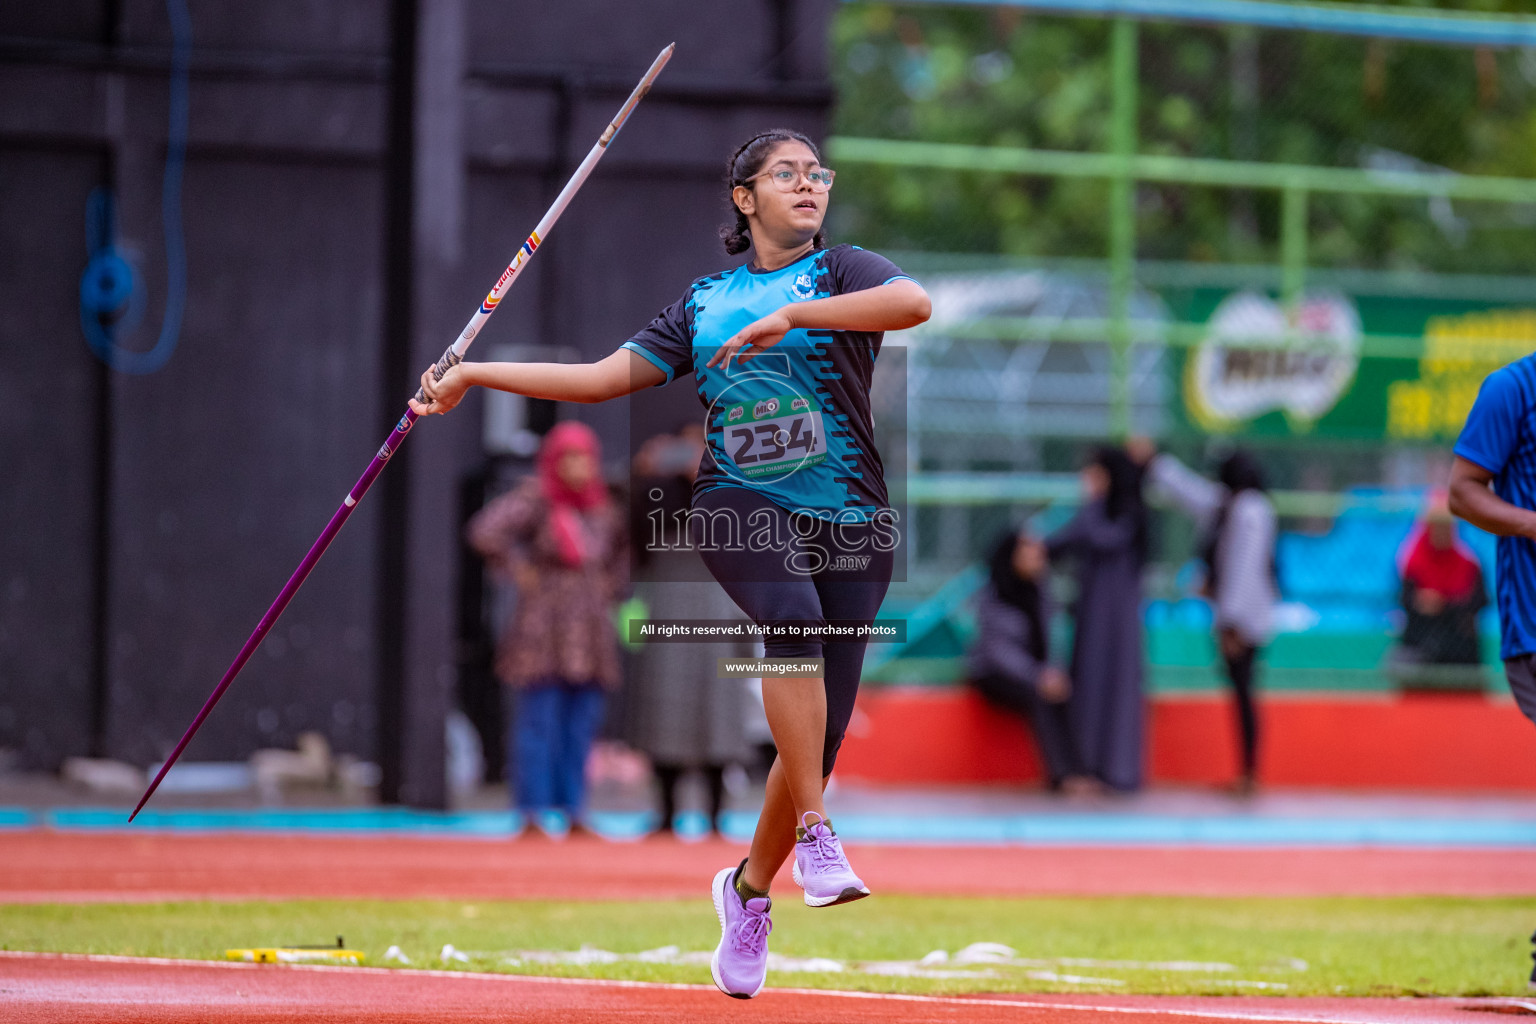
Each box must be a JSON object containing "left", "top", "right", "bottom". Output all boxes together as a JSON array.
[{"left": 130, "top": 43, "right": 676, "bottom": 821}]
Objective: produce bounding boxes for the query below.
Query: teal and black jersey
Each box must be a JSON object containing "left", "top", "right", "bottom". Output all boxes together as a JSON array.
[{"left": 622, "top": 244, "right": 912, "bottom": 522}]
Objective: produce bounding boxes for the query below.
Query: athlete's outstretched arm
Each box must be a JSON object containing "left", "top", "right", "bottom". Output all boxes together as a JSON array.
[
  {"left": 707, "top": 278, "right": 932, "bottom": 369},
  {"left": 1448, "top": 456, "right": 1536, "bottom": 538},
  {"left": 410, "top": 347, "right": 667, "bottom": 415}
]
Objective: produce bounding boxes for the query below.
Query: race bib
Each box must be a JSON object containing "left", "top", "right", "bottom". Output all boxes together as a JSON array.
[{"left": 719, "top": 393, "right": 827, "bottom": 479}]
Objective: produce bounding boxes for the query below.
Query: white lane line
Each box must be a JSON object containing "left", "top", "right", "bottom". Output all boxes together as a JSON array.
[{"left": 0, "top": 950, "right": 1485, "bottom": 1023}]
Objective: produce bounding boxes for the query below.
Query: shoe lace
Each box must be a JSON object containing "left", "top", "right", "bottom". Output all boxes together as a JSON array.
[
  {"left": 734, "top": 903, "right": 772, "bottom": 956},
  {"left": 806, "top": 826, "right": 843, "bottom": 868}
]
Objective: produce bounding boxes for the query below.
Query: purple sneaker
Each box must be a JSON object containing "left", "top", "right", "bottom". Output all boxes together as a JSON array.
[
  {"left": 710, "top": 860, "right": 772, "bottom": 998},
  {"left": 790, "top": 812, "right": 870, "bottom": 907}
]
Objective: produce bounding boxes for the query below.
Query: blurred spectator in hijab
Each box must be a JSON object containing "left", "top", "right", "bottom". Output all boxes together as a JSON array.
[
  {"left": 1394, "top": 492, "right": 1487, "bottom": 684},
  {"left": 468, "top": 421, "right": 627, "bottom": 836},
  {"left": 627, "top": 420, "right": 758, "bottom": 835},
  {"left": 1047, "top": 446, "right": 1150, "bottom": 793},
  {"left": 967, "top": 526, "right": 1089, "bottom": 793},
  {"left": 1136, "top": 439, "right": 1277, "bottom": 795}
]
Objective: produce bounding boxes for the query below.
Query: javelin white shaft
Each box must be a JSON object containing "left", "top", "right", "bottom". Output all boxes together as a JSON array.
[{"left": 447, "top": 43, "right": 673, "bottom": 362}]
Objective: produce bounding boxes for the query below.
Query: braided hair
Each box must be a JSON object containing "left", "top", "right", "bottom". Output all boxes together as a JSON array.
[{"left": 720, "top": 129, "right": 829, "bottom": 256}]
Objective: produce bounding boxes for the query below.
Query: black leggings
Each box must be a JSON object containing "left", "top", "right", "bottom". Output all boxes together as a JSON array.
[
  {"left": 1223, "top": 643, "right": 1259, "bottom": 778},
  {"left": 691, "top": 486, "right": 895, "bottom": 776}
]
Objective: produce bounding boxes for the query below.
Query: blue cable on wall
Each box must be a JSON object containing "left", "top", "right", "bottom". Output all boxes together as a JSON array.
[{"left": 80, "top": 0, "right": 190, "bottom": 375}]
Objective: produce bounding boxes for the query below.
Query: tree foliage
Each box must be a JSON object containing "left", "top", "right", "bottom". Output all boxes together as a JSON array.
[{"left": 830, "top": 1, "right": 1536, "bottom": 273}]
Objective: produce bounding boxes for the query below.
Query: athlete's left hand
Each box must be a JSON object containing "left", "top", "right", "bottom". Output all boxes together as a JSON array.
[{"left": 706, "top": 308, "right": 795, "bottom": 370}]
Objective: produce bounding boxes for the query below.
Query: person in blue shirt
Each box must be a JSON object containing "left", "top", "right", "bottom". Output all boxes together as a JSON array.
[
  {"left": 410, "top": 128, "right": 931, "bottom": 999},
  {"left": 1448, "top": 352, "right": 1536, "bottom": 729}
]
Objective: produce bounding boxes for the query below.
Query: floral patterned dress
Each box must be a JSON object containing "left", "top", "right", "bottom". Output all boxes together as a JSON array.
[{"left": 466, "top": 477, "right": 627, "bottom": 689}]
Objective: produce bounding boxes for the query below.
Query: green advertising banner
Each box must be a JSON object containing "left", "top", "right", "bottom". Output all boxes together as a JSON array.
[{"left": 1159, "top": 288, "right": 1536, "bottom": 442}]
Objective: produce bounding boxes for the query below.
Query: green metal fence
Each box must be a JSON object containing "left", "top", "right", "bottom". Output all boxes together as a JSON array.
[
  {"left": 833, "top": 0, "right": 1536, "bottom": 436},
  {"left": 831, "top": 0, "right": 1536, "bottom": 692}
]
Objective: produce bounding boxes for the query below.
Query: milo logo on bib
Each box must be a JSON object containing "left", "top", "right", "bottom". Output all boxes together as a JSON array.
[{"left": 720, "top": 392, "right": 828, "bottom": 479}]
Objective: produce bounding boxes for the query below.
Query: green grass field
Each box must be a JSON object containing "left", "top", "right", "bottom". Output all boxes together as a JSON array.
[{"left": 3, "top": 896, "right": 1530, "bottom": 997}]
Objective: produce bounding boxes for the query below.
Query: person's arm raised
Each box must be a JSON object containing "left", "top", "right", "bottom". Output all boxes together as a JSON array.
[
  {"left": 707, "top": 278, "right": 932, "bottom": 370},
  {"left": 409, "top": 347, "right": 667, "bottom": 415},
  {"left": 1447, "top": 455, "right": 1536, "bottom": 539}
]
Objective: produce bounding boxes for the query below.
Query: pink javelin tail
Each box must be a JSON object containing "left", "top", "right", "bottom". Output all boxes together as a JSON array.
[{"left": 130, "top": 411, "right": 418, "bottom": 820}]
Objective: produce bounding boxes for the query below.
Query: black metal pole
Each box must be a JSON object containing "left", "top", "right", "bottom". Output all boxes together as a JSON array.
[{"left": 377, "top": 0, "right": 417, "bottom": 805}]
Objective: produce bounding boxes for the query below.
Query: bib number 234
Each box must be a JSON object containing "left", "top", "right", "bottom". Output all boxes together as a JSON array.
[{"left": 722, "top": 393, "right": 827, "bottom": 479}]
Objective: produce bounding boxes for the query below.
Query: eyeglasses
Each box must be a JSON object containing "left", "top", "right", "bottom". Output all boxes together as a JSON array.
[{"left": 742, "top": 164, "right": 836, "bottom": 193}]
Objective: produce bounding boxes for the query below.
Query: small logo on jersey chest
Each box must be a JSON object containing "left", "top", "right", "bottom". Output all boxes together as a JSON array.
[{"left": 790, "top": 272, "right": 817, "bottom": 300}]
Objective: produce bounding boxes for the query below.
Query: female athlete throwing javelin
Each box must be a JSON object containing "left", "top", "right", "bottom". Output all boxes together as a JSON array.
[{"left": 411, "top": 128, "right": 931, "bottom": 999}]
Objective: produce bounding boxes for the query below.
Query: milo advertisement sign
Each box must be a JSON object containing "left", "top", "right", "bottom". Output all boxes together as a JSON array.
[{"left": 1164, "top": 287, "right": 1536, "bottom": 440}]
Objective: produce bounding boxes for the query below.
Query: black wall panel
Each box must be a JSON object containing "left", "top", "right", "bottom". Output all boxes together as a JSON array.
[
  {"left": 0, "top": 149, "right": 104, "bottom": 770},
  {"left": 0, "top": 4, "right": 110, "bottom": 42},
  {"left": 0, "top": 0, "right": 831, "bottom": 789},
  {"left": 101, "top": 158, "right": 384, "bottom": 767}
]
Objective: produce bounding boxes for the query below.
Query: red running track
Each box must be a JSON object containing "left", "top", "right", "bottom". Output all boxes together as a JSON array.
[
  {"left": 1, "top": 831, "right": 1533, "bottom": 903},
  {"left": 4, "top": 953, "right": 1529, "bottom": 1024}
]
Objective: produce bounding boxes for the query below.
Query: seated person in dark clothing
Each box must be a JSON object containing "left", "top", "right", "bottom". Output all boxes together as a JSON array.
[
  {"left": 1395, "top": 493, "right": 1488, "bottom": 680},
  {"left": 966, "top": 527, "right": 1088, "bottom": 792}
]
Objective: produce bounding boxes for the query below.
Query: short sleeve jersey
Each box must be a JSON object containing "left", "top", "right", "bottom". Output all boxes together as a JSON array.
[
  {"left": 1453, "top": 353, "right": 1536, "bottom": 659},
  {"left": 622, "top": 244, "right": 912, "bottom": 522}
]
